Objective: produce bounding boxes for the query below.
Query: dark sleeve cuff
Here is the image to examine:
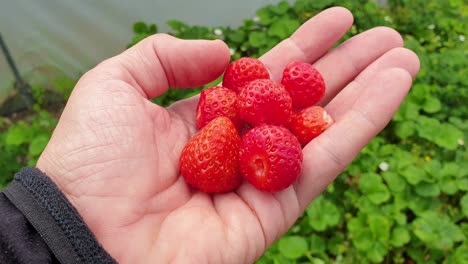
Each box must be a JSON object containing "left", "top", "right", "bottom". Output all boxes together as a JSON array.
[{"left": 3, "top": 167, "right": 117, "bottom": 264}]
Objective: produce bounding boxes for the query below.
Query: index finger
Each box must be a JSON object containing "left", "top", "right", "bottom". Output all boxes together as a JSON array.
[{"left": 260, "top": 7, "right": 354, "bottom": 80}]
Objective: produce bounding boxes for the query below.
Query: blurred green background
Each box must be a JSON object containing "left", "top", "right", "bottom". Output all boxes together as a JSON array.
[{"left": 0, "top": 0, "right": 467, "bottom": 263}]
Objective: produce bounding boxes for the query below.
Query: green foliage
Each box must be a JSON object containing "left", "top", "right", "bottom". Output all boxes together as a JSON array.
[
  {"left": 0, "top": 111, "right": 58, "bottom": 188},
  {"left": 0, "top": 0, "right": 466, "bottom": 263}
]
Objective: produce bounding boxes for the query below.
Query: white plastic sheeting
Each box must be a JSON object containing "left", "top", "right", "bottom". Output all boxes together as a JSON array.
[{"left": 0, "top": 0, "right": 283, "bottom": 92}]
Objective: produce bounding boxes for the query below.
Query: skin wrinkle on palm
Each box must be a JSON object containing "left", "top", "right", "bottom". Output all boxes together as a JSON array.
[{"left": 36, "top": 7, "right": 420, "bottom": 264}]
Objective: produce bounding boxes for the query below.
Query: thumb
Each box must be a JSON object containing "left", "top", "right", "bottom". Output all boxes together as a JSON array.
[{"left": 84, "top": 34, "right": 231, "bottom": 99}]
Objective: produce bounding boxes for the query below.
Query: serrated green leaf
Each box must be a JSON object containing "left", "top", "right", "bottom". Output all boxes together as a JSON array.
[
  {"left": 278, "top": 236, "right": 308, "bottom": 259},
  {"left": 400, "top": 167, "right": 427, "bottom": 185},
  {"left": 307, "top": 196, "right": 341, "bottom": 231},
  {"left": 440, "top": 178, "right": 458, "bottom": 194},
  {"left": 417, "top": 117, "right": 464, "bottom": 150},
  {"left": 422, "top": 96, "right": 442, "bottom": 113},
  {"left": 133, "top": 21, "right": 148, "bottom": 33},
  {"left": 366, "top": 242, "right": 388, "bottom": 263},
  {"left": 395, "top": 121, "right": 416, "bottom": 139},
  {"left": 442, "top": 162, "right": 464, "bottom": 178},
  {"left": 461, "top": 194, "right": 468, "bottom": 217},
  {"left": 248, "top": 31, "right": 268, "bottom": 48},
  {"left": 309, "top": 234, "right": 326, "bottom": 253},
  {"left": 5, "top": 123, "right": 30, "bottom": 146},
  {"left": 226, "top": 30, "right": 245, "bottom": 43},
  {"left": 445, "top": 243, "right": 468, "bottom": 264},
  {"left": 458, "top": 178, "right": 468, "bottom": 191},
  {"left": 148, "top": 24, "right": 158, "bottom": 33},
  {"left": 369, "top": 214, "right": 391, "bottom": 242},
  {"left": 166, "top": 20, "right": 188, "bottom": 31},
  {"left": 28, "top": 134, "right": 50, "bottom": 157},
  {"left": 393, "top": 100, "right": 420, "bottom": 121},
  {"left": 267, "top": 17, "right": 300, "bottom": 39},
  {"left": 359, "top": 173, "right": 391, "bottom": 204},
  {"left": 311, "top": 0, "right": 335, "bottom": 9},
  {"left": 271, "top": 1, "right": 290, "bottom": 15},
  {"left": 353, "top": 229, "right": 373, "bottom": 250},
  {"left": 256, "top": 7, "right": 274, "bottom": 25},
  {"left": 327, "top": 233, "right": 345, "bottom": 255},
  {"left": 390, "top": 227, "right": 411, "bottom": 247},
  {"left": 311, "top": 258, "right": 326, "bottom": 264},
  {"left": 412, "top": 212, "right": 465, "bottom": 250},
  {"left": 383, "top": 172, "right": 407, "bottom": 193},
  {"left": 415, "top": 182, "right": 440, "bottom": 197}
]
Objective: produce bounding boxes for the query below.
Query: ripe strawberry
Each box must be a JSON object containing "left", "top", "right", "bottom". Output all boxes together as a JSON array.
[
  {"left": 290, "top": 106, "right": 334, "bottom": 146},
  {"left": 180, "top": 117, "right": 242, "bottom": 193},
  {"left": 281, "top": 61, "right": 326, "bottom": 109},
  {"left": 239, "top": 125, "right": 303, "bottom": 192},
  {"left": 196, "top": 86, "right": 244, "bottom": 130},
  {"left": 237, "top": 79, "right": 293, "bottom": 127},
  {"left": 222, "top": 57, "right": 270, "bottom": 93}
]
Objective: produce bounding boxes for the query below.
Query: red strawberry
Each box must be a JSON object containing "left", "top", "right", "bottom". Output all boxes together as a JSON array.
[
  {"left": 239, "top": 125, "right": 303, "bottom": 192},
  {"left": 237, "top": 79, "right": 294, "bottom": 127},
  {"left": 180, "top": 117, "right": 242, "bottom": 193},
  {"left": 222, "top": 57, "right": 270, "bottom": 93},
  {"left": 290, "top": 106, "right": 334, "bottom": 146},
  {"left": 196, "top": 86, "right": 244, "bottom": 130},
  {"left": 281, "top": 61, "right": 326, "bottom": 109}
]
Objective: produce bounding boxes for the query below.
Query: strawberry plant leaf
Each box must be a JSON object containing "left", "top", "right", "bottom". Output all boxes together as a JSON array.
[
  {"left": 133, "top": 21, "right": 148, "bottom": 33},
  {"left": 400, "top": 166, "right": 427, "bottom": 185},
  {"left": 383, "top": 172, "right": 407, "bottom": 193},
  {"left": 309, "top": 234, "right": 326, "bottom": 253},
  {"left": 415, "top": 182, "right": 440, "bottom": 197},
  {"left": 5, "top": 122, "right": 31, "bottom": 146},
  {"left": 390, "top": 226, "right": 411, "bottom": 247},
  {"left": 28, "top": 134, "right": 50, "bottom": 157},
  {"left": 422, "top": 96, "right": 442, "bottom": 113},
  {"left": 359, "top": 173, "right": 391, "bottom": 204},
  {"left": 395, "top": 121, "right": 416, "bottom": 139},
  {"left": 267, "top": 17, "right": 300, "bottom": 39},
  {"left": 278, "top": 236, "right": 308, "bottom": 259},
  {"left": 461, "top": 194, "right": 468, "bottom": 217},
  {"left": 412, "top": 212, "right": 465, "bottom": 250},
  {"left": 306, "top": 195, "right": 341, "bottom": 231}
]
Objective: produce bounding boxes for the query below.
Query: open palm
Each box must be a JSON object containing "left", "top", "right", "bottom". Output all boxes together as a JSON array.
[{"left": 37, "top": 7, "right": 419, "bottom": 264}]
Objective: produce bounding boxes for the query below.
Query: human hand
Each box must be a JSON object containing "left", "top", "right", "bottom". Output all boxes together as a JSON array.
[{"left": 37, "top": 7, "right": 420, "bottom": 264}]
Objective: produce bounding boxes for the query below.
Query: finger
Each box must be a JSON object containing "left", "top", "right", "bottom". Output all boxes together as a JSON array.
[
  {"left": 326, "top": 47, "right": 420, "bottom": 119},
  {"left": 315, "top": 27, "right": 404, "bottom": 105},
  {"left": 80, "top": 34, "right": 231, "bottom": 99},
  {"left": 296, "top": 68, "right": 413, "bottom": 210},
  {"left": 260, "top": 7, "right": 353, "bottom": 81}
]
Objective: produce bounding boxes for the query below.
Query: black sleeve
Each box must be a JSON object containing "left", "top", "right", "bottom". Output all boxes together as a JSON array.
[{"left": 0, "top": 167, "right": 117, "bottom": 264}]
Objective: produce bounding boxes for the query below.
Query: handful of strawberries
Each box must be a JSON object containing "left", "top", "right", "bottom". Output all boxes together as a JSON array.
[{"left": 180, "top": 57, "right": 334, "bottom": 193}]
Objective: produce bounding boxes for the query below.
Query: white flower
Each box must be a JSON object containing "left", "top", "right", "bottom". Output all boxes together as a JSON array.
[
  {"left": 427, "top": 24, "right": 435, "bottom": 30},
  {"left": 458, "top": 139, "right": 465, "bottom": 146},
  {"left": 379, "top": 162, "right": 390, "bottom": 172},
  {"left": 214, "top": 28, "right": 223, "bottom": 36},
  {"left": 253, "top": 16, "right": 260, "bottom": 22},
  {"left": 384, "top": 16, "right": 393, "bottom": 23},
  {"left": 459, "top": 35, "right": 465, "bottom": 42},
  {"left": 229, "top": 48, "right": 236, "bottom": 56}
]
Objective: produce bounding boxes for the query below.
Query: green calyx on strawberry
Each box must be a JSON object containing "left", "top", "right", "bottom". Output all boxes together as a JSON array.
[
  {"left": 239, "top": 125, "right": 303, "bottom": 192},
  {"left": 180, "top": 117, "right": 242, "bottom": 193},
  {"left": 281, "top": 61, "right": 326, "bottom": 109}
]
